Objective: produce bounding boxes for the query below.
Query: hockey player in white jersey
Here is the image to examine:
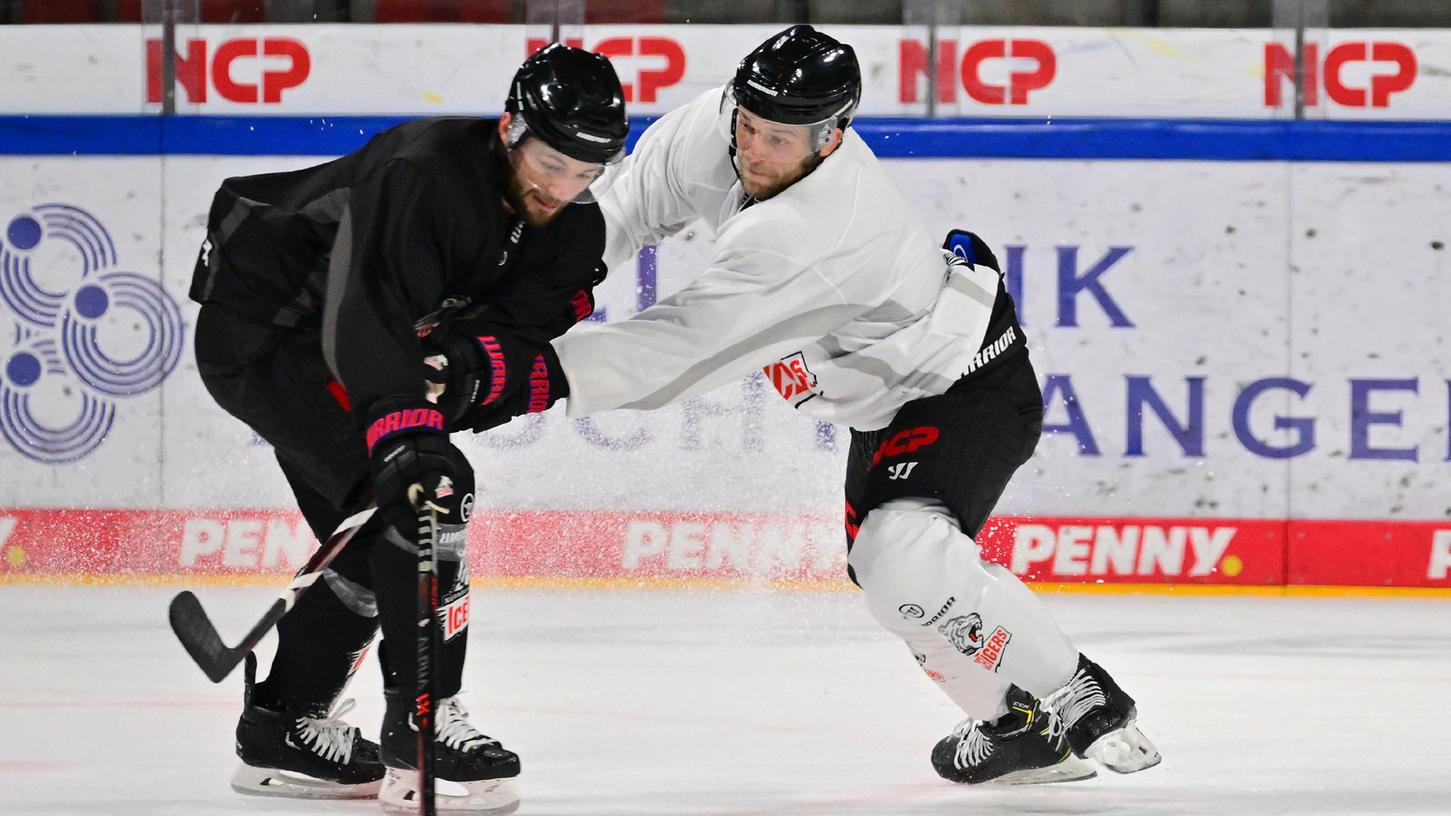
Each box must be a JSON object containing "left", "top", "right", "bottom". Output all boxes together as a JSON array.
[{"left": 435, "top": 26, "right": 1161, "bottom": 784}]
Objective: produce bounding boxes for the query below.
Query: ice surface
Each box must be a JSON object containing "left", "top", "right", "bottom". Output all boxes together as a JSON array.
[{"left": 2, "top": 585, "right": 1449, "bottom": 815}]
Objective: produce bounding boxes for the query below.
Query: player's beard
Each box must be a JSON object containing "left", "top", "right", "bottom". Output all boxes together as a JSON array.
[
  {"left": 738, "top": 154, "right": 817, "bottom": 202},
  {"left": 503, "top": 170, "right": 568, "bottom": 227}
]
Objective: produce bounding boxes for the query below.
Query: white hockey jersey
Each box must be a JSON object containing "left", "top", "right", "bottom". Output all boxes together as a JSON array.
[{"left": 550, "top": 87, "right": 1008, "bottom": 431}]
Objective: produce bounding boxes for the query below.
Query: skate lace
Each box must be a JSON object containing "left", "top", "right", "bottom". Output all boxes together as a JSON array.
[
  {"left": 948, "top": 718, "right": 994, "bottom": 769},
  {"left": 1044, "top": 668, "right": 1107, "bottom": 740},
  {"left": 437, "top": 697, "right": 499, "bottom": 753},
  {"left": 294, "top": 698, "right": 358, "bottom": 765}
]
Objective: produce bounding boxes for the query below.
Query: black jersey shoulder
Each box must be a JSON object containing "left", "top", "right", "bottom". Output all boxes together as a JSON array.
[
  {"left": 369, "top": 118, "right": 507, "bottom": 225},
  {"left": 381, "top": 118, "right": 502, "bottom": 182}
]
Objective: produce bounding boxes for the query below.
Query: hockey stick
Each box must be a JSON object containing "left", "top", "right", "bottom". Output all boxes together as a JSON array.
[
  {"left": 168, "top": 506, "right": 377, "bottom": 683},
  {"left": 411, "top": 489, "right": 442, "bottom": 816}
]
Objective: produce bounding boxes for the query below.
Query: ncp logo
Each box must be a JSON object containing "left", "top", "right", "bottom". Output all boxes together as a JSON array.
[
  {"left": 1265, "top": 42, "right": 1417, "bottom": 108},
  {"left": 0, "top": 205, "right": 183, "bottom": 463},
  {"left": 147, "top": 37, "right": 311, "bottom": 104},
  {"left": 900, "top": 38, "right": 1056, "bottom": 106},
  {"left": 527, "top": 37, "right": 685, "bottom": 103}
]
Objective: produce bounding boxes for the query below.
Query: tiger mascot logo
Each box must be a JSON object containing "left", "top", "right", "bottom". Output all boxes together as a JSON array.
[{"left": 937, "top": 613, "right": 985, "bottom": 656}]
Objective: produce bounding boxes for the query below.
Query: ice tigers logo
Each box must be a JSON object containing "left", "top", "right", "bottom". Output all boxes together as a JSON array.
[
  {"left": 440, "top": 560, "right": 470, "bottom": 641},
  {"left": 974, "top": 625, "right": 1012, "bottom": 672},
  {"left": 441, "top": 593, "right": 470, "bottom": 641},
  {"left": 938, "top": 613, "right": 985, "bottom": 656}
]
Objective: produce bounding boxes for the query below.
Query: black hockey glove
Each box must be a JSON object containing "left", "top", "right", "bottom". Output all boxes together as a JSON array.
[
  {"left": 421, "top": 329, "right": 493, "bottom": 426},
  {"left": 422, "top": 324, "right": 569, "bottom": 432},
  {"left": 364, "top": 396, "right": 469, "bottom": 525}
]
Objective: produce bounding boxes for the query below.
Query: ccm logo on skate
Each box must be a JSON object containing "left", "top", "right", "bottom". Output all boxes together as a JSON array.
[
  {"left": 1265, "top": 42, "right": 1417, "bottom": 109},
  {"left": 899, "top": 38, "right": 1056, "bottom": 106},
  {"left": 147, "top": 37, "right": 310, "bottom": 104},
  {"left": 872, "top": 426, "right": 940, "bottom": 466},
  {"left": 528, "top": 36, "right": 685, "bottom": 103},
  {"left": 973, "top": 626, "right": 1012, "bottom": 672}
]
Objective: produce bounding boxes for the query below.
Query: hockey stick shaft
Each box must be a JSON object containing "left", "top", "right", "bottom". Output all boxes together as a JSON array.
[
  {"left": 168, "top": 505, "right": 377, "bottom": 683},
  {"left": 415, "top": 500, "right": 441, "bottom": 816}
]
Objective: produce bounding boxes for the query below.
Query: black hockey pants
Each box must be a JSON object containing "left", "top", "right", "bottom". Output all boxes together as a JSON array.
[{"left": 194, "top": 303, "right": 471, "bottom": 711}]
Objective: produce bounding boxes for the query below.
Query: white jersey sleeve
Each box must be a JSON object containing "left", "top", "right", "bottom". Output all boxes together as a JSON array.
[
  {"left": 553, "top": 86, "right": 1006, "bottom": 432},
  {"left": 553, "top": 223, "right": 851, "bottom": 416},
  {"left": 595, "top": 88, "right": 738, "bottom": 270}
]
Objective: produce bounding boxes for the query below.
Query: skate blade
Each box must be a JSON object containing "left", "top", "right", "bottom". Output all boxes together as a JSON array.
[
  {"left": 380, "top": 768, "right": 520, "bottom": 814},
  {"left": 1084, "top": 721, "right": 1162, "bottom": 774},
  {"left": 230, "top": 763, "right": 382, "bottom": 799},
  {"left": 989, "top": 753, "right": 1098, "bottom": 786}
]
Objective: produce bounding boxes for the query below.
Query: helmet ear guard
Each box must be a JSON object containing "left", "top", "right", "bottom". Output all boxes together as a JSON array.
[
  {"left": 808, "top": 118, "right": 846, "bottom": 153},
  {"left": 504, "top": 110, "right": 528, "bottom": 150}
]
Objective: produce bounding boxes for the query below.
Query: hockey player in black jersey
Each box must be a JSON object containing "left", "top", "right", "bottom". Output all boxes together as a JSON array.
[{"left": 190, "top": 44, "right": 627, "bottom": 812}]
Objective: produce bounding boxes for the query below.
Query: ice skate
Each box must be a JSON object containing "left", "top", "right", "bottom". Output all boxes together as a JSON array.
[
  {"left": 1044, "top": 654, "right": 1162, "bottom": 774},
  {"left": 932, "top": 685, "right": 1096, "bottom": 785},
  {"left": 231, "top": 655, "right": 384, "bottom": 799},
  {"left": 379, "top": 692, "right": 521, "bottom": 813}
]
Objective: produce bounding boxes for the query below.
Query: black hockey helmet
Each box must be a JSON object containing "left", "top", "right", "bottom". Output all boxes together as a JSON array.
[
  {"left": 505, "top": 43, "right": 629, "bottom": 165},
  {"left": 730, "top": 25, "right": 861, "bottom": 137}
]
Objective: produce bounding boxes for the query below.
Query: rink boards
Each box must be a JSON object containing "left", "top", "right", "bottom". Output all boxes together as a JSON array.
[
  {"left": 2, "top": 508, "right": 1450, "bottom": 590},
  {"left": 0, "top": 25, "right": 1449, "bottom": 590}
]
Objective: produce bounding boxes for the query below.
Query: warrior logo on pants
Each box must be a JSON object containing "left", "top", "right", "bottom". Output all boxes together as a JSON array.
[{"left": 938, "top": 613, "right": 985, "bottom": 656}]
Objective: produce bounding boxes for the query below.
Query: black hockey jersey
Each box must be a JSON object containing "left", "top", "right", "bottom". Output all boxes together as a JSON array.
[{"left": 190, "top": 117, "right": 606, "bottom": 419}]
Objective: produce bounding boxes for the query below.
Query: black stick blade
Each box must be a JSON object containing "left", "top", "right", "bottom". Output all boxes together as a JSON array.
[
  {"left": 169, "top": 592, "right": 287, "bottom": 683},
  {"left": 169, "top": 590, "right": 238, "bottom": 682},
  {"left": 167, "top": 507, "right": 375, "bottom": 684}
]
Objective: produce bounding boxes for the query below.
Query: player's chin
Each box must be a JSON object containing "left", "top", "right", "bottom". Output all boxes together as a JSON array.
[
  {"left": 743, "top": 177, "right": 786, "bottom": 201},
  {"left": 523, "top": 201, "right": 565, "bottom": 226}
]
